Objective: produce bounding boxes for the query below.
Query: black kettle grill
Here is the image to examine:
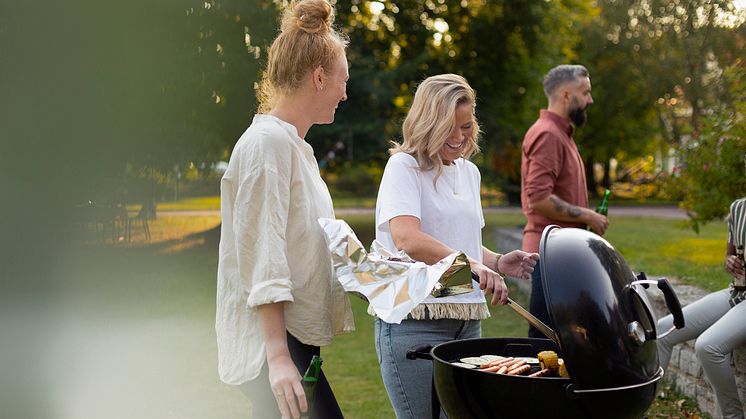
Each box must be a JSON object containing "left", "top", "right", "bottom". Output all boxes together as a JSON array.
[{"left": 407, "top": 226, "right": 685, "bottom": 419}]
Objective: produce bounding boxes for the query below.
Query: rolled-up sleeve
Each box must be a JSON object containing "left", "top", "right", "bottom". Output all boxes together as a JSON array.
[
  {"left": 233, "top": 138, "right": 294, "bottom": 308},
  {"left": 523, "top": 133, "right": 562, "bottom": 203}
]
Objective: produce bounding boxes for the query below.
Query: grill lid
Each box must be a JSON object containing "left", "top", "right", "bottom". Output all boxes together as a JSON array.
[{"left": 539, "top": 226, "right": 660, "bottom": 391}]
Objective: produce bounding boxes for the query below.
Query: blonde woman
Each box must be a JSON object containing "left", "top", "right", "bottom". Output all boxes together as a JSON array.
[
  {"left": 374, "top": 74, "right": 539, "bottom": 418},
  {"left": 215, "top": 1, "right": 353, "bottom": 418}
]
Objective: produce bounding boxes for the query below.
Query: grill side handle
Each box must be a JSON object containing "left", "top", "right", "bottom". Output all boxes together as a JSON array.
[{"left": 406, "top": 345, "right": 434, "bottom": 361}]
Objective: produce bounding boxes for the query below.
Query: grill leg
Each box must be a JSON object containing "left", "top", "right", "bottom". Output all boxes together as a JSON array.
[{"left": 431, "top": 378, "right": 441, "bottom": 419}]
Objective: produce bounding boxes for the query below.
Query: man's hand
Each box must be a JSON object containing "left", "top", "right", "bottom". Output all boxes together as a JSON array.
[
  {"left": 725, "top": 254, "right": 745, "bottom": 281},
  {"left": 585, "top": 209, "right": 609, "bottom": 236}
]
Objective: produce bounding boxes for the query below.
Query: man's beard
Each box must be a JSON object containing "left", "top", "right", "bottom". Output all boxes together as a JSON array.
[{"left": 568, "top": 98, "right": 587, "bottom": 127}]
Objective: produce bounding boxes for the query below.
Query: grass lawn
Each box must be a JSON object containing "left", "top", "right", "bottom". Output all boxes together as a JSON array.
[
  {"left": 127, "top": 196, "right": 221, "bottom": 212},
  {"left": 604, "top": 217, "right": 729, "bottom": 292},
  {"left": 504, "top": 212, "right": 731, "bottom": 292}
]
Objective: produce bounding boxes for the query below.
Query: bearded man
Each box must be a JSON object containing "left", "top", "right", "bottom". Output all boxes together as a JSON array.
[{"left": 520, "top": 64, "right": 609, "bottom": 338}]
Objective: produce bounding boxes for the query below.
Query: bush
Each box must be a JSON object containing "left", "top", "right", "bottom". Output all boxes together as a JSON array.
[{"left": 325, "top": 163, "right": 383, "bottom": 197}]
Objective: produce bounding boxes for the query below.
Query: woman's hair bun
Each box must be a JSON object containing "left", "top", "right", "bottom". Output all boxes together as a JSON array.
[{"left": 282, "top": 0, "right": 334, "bottom": 35}]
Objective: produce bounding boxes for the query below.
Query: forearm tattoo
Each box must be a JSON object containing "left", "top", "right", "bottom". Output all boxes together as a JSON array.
[{"left": 550, "top": 196, "right": 582, "bottom": 218}]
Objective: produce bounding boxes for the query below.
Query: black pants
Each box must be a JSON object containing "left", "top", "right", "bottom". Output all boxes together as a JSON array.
[
  {"left": 528, "top": 263, "right": 555, "bottom": 338},
  {"left": 239, "top": 332, "right": 344, "bottom": 419}
]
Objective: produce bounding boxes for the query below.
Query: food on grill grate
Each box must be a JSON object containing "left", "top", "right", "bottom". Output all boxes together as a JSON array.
[
  {"left": 528, "top": 368, "right": 552, "bottom": 378},
  {"left": 558, "top": 359, "right": 569, "bottom": 378},
  {"left": 507, "top": 364, "right": 531, "bottom": 375},
  {"left": 450, "top": 351, "right": 567, "bottom": 378},
  {"left": 451, "top": 362, "right": 478, "bottom": 369},
  {"left": 538, "top": 350, "right": 560, "bottom": 374},
  {"left": 460, "top": 356, "right": 496, "bottom": 366},
  {"left": 481, "top": 354, "right": 503, "bottom": 363}
]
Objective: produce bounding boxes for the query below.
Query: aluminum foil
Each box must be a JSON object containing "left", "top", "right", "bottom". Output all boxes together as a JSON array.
[{"left": 318, "top": 218, "right": 474, "bottom": 324}]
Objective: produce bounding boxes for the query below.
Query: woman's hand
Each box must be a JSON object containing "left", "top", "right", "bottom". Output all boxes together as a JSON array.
[
  {"left": 725, "top": 254, "right": 745, "bottom": 281},
  {"left": 267, "top": 353, "right": 307, "bottom": 419},
  {"left": 257, "top": 303, "right": 307, "bottom": 419},
  {"left": 472, "top": 262, "right": 508, "bottom": 305},
  {"left": 497, "top": 250, "right": 539, "bottom": 280}
]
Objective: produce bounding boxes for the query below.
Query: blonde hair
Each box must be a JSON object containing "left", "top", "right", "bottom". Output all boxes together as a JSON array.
[
  {"left": 390, "top": 74, "right": 481, "bottom": 182},
  {"left": 257, "top": 0, "right": 348, "bottom": 112}
]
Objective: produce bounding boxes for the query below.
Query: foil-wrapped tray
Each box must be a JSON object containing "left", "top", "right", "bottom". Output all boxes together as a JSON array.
[{"left": 319, "top": 218, "right": 473, "bottom": 324}]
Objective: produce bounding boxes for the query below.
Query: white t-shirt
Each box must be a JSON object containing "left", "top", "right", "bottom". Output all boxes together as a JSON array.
[
  {"left": 376, "top": 152, "right": 486, "bottom": 305},
  {"left": 216, "top": 114, "right": 354, "bottom": 385}
]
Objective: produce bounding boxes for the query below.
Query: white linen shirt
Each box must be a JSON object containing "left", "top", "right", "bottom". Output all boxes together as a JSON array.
[
  {"left": 216, "top": 114, "right": 354, "bottom": 385},
  {"left": 376, "top": 152, "right": 486, "bottom": 305}
]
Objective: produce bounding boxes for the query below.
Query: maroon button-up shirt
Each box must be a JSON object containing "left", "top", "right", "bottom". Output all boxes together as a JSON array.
[{"left": 521, "top": 110, "right": 588, "bottom": 253}]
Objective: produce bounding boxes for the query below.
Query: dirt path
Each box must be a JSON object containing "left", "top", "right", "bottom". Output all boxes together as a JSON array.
[{"left": 158, "top": 205, "right": 688, "bottom": 219}]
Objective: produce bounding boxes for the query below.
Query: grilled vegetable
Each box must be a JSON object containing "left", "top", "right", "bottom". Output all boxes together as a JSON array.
[
  {"left": 537, "top": 351, "right": 560, "bottom": 373},
  {"left": 451, "top": 362, "right": 478, "bottom": 369},
  {"left": 558, "top": 359, "right": 569, "bottom": 378}
]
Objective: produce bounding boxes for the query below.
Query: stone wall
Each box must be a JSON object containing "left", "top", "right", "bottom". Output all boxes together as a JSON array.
[{"left": 491, "top": 227, "right": 746, "bottom": 419}]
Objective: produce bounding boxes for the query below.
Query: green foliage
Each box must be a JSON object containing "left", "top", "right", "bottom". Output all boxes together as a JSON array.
[
  {"left": 12, "top": 0, "right": 744, "bottom": 214},
  {"left": 175, "top": 0, "right": 279, "bottom": 164},
  {"left": 325, "top": 163, "right": 384, "bottom": 198},
  {"left": 663, "top": 64, "right": 746, "bottom": 231},
  {"left": 575, "top": 2, "right": 660, "bottom": 191},
  {"left": 318, "top": 0, "right": 594, "bottom": 203}
]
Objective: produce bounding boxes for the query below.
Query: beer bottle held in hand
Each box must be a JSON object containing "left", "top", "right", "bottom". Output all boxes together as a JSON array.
[
  {"left": 735, "top": 246, "right": 746, "bottom": 291},
  {"left": 300, "top": 355, "right": 322, "bottom": 419},
  {"left": 588, "top": 189, "right": 611, "bottom": 231},
  {"left": 596, "top": 189, "right": 611, "bottom": 216}
]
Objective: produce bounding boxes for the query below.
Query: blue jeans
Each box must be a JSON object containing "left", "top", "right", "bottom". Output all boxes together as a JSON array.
[
  {"left": 528, "top": 263, "right": 553, "bottom": 338},
  {"left": 658, "top": 289, "right": 746, "bottom": 419},
  {"left": 375, "top": 316, "right": 481, "bottom": 419}
]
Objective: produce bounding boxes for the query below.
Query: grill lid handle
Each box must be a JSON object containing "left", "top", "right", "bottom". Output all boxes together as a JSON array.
[
  {"left": 657, "top": 278, "right": 685, "bottom": 329},
  {"left": 631, "top": 274, "right": 685, "bottom": 338}
]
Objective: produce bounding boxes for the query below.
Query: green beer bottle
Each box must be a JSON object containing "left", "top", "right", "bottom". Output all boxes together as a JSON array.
[
  {"left": 588, "top": 189, "right": 611, "bottom": 231},
  {"left": 735, "top": 246, "right": 745, "bottom": 291},
  {"left": 300, "top": 355, "right": 322, "bottom": 419},
  {"left": 596, "top": 189, "right": 612, "bottom": 216}
]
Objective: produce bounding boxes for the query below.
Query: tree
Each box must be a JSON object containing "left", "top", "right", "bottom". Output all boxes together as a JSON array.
[
  {"left": 323, "top": 0, "right": 594, "bottom": 203},
  {"left": 107, "top": 0, "right": 280, "bottom": 206},
  {"left": 575, "top": 1, "right": 660, "bottom": 193},
  {"left": 664, "top": 62, "right": 746, "bottom": 231},
  {"left": 610, "top": 0, "right": 744, "bottom": 148}
]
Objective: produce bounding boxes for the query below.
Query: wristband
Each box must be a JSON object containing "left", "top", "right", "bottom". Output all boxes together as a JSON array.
[{"left": 495, "top": 253, "right": 505, "bottom": 277}]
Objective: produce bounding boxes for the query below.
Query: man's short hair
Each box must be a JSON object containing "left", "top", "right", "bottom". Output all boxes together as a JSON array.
[{"left": 543, "top": 65, "right": 589, "bottom": 99}]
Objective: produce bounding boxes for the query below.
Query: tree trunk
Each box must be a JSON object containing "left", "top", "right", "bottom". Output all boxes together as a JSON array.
[
  {"left": 585, "top": 156, "right": 598, "bottom": 198},
  {"left": 602, "top": 159, "right": 612, "bottom": 190}
]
